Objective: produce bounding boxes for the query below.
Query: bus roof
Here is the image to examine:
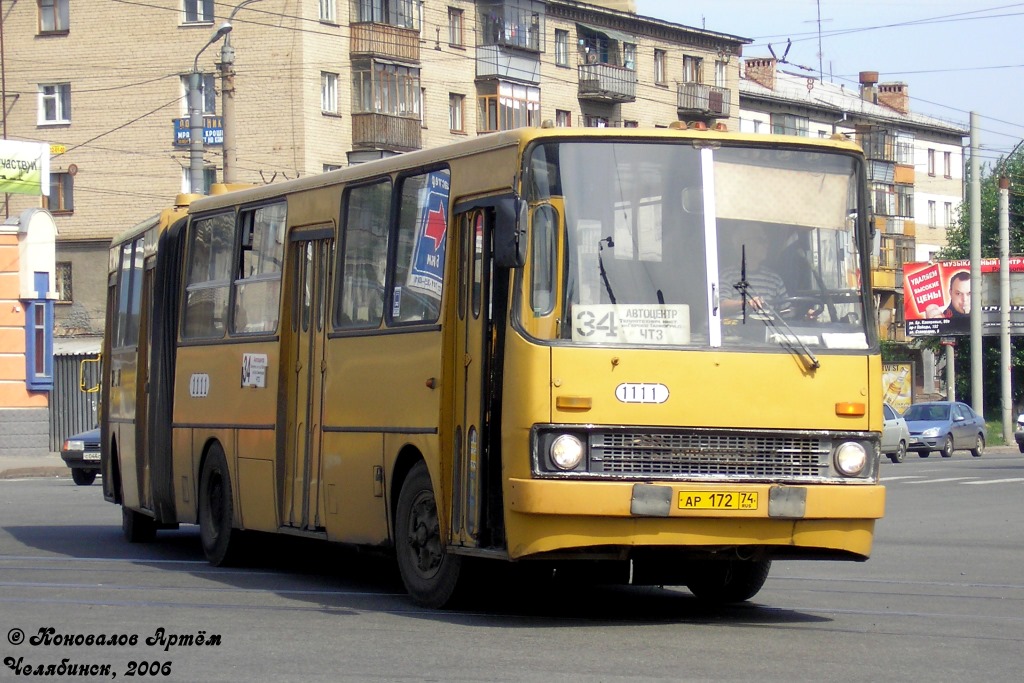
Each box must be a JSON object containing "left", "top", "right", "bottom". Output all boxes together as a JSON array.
[{"left": 185, "top": 126, "right": 866, "bottom": 215}]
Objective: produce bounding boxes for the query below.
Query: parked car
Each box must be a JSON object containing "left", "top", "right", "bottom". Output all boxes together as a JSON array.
[
  {"left": 881, "top": 403, "right": 910, "bottom": 463},
  {"left": 1016, "top": 414, "right": 1024, "bottom": 453},
  {"left": 903, "top": 401, "right": 986, "bottom": 459},
  {"left": 60, "top": 427, "right": 101, "bottom": 486}
]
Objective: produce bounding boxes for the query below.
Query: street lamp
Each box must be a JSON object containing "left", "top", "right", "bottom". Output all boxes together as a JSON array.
[
  {"left": 219, "top": 0, "right": 264, "bottom": 183},
  {"left": 189, "top": 22, "right": 232, "bottom": 194}
]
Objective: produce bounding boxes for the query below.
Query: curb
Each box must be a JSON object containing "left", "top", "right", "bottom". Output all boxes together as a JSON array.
[{"left": 0, "top": 467, "right": 69, "bottom": 481}]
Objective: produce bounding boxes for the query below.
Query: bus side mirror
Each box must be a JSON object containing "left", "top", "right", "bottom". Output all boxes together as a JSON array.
[{"left": 493, "top": 196, "right": 526, "bottom": 269}]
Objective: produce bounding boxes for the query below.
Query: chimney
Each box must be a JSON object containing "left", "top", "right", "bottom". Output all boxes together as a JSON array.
[
  {"left": 859, "top": 71, "right": 879, "bottom": 103},
  {"left": 877, "top": 82, "right": 910, "bottom": 114},
  {"left": 744, "top": 58, "right": 777, "bottom": 91}
]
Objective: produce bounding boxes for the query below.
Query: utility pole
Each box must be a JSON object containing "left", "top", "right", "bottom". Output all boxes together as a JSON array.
[
  {"left": 219, "top": 0, "right": 264, "bottom": 184},
  {"left": 969, "top": 112, "right": 983, "bottom": 416},
  {"left": 190, "top": 23, "right": 233, "bottom": 194},
  {"left": 999, "top": 174, "right": 1012, "bottom": 442}
]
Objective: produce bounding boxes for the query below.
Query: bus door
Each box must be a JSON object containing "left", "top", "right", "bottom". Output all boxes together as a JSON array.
[
  {"left": 451, "top": 210, "right": 490, "bottom": 544},
  {"left": 283, "top": 228, "right": 334, "bottom": 531}
]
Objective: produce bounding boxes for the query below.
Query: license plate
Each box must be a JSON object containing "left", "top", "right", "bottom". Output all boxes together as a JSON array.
[
  {"left": 678, "top": 491, "right": 758, "bottom": 510},
  {"left": 83, "top": 452, "right": 100, "bottom": 461}
]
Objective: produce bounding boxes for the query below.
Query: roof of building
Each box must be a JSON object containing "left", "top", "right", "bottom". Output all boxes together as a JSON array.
[{"left": 741, "top": 67, "right": 969, "bottom": 138}]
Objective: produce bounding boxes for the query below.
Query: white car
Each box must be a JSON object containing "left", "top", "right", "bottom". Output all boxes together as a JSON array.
[
  {"left": 881, "top": 403, "right": 910, "bottom": 463},
  {"left": 1016, "top": 414, "right": 1024, "bottom": 453}
]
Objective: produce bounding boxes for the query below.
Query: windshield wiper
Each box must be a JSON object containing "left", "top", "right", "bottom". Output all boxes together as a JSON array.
[
  {"left": 598, "top": 236, "right": 616, "bottom": 304},
  {"left": 754, "top": 297, "right": 821, "bottom": 371}
]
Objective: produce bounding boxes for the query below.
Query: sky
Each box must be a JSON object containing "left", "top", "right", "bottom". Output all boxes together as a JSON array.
[{"left": 636, "top": 0, "right": 1024, "bottom": 167}]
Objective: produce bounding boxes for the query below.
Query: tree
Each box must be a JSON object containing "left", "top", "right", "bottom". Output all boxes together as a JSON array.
[{"left": 935, "top": 143, "right": 1024, "bottom": 415}]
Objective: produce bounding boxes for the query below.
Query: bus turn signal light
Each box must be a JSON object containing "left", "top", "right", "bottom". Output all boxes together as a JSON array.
[{"left": 835, "top": 402, "right": 866, "bottom": 416}]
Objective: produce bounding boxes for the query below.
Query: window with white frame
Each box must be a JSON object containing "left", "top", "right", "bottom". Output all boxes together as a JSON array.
[
  {"left": 353, "top": 0, "right": 416, "bottom": 29},
  {"left": 25, "top": 272, "right": 54, "bottom": 391},
  {"left": 715, "top": 60, "right": 727, "bottom": 88},
  {"left": 448, "top": 7, "right": 463, "bottom": 46},
  {"left": 322, "top": 72, "right": 339, "bottom": 113},
  {"left": 623, "top": 43, "right": 636, "bottom": 70},
  {"left": 944, "top": 202, "right": 953, "bottom": 227},
  {"left": 39, "top": 0, "right": 70, "bottom": 33},
  {"left": 477, "top": 81, "right": 539, "bottom": 133},
  {"left": 55, "top": 262, "right": 73, "bottom": 303},
  {"left": 928, "top": 200, "right": 937, "bottom": 228},
  {"left": 449, "top": 93, "right": 464, "bottom": 132},
  {"left": 352, "top": 60, "right": 421, "bottom": 118},
  {"left": 770, "top": 113, "right": 808, "bottom": 136},
  {"left": 181, "top": 167, "right": 218, "bottom": 195},
  {"left": 654, "top": 49, "right": 666, "bottom": 85},
  {"left": 180, "top": 74, "right": 217, "bottom": 115},
  {"left": 927, "top": 148, "right": 935, "bottom": 176},
  {"left": 320, "top": 0, "right": 336, "bottom": 22},
  {"left": 683, "top": 55, "right": 702, "bottom": 83},
  {"left": 943, "top": 151, "right": 952, "bottom": 178},
  {"left": 554, "top": 29, "right": 568, "bottom": 67},
  {"left": 38, "top": 83, "right": 71, "bottom": 124},
  {"left": 184, "top": 0, "right": 214, "bottom": 24}
]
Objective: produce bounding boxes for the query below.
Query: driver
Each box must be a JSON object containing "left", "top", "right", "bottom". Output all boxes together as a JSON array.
[{"left": 719, "top": 226, "right": 787, "bottom": 317}]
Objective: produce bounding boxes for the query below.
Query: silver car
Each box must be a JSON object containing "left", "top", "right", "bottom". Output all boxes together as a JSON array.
[
  {"left": 881, "top": 403, "right": 910, "bottom": 463},
  {"left": 903, "top": 401, "right": 986, "bottom": 458}
]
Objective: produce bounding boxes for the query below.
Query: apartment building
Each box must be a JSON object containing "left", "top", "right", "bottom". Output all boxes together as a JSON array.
[{"left": 1, "top": 0, "right": 748, "bottom": 342}]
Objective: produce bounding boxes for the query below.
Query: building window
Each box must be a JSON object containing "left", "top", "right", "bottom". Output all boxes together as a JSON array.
[
  {"left": 55, "top": 262, "right": 72, "bottom": 303},
  {"left": 43, "top": 172, "right": 74, "bottom": 214},
  {"left": 322, "top": 72, "right": 339, "bottom": 113},
  {"left": 554, "top": 29, "right": 569, "bottom": 66},
  {"left": 180, "top": 74, "right": 217, "bottom": 115},
  {"left": 323, "top": 164, "right": 342, "bottom": 172},
  {"left": 584, "top": 115, "right": 609, "bottom": 128},
  {"left": 927, "top": 148, "right": 935, "bottom": 176},
  {"left": 770, "top": 113, "right": 808, "bottom": 136},
  {"left": 39, "top": 0, "right": 70, "bottom": 33},
  {"left": 183, "top": 0, "right": 214, "bottom": 24},
  {"left": 352, "top": 60, "right": 421, "bottom": 118},
  {"left": 555, "top": 109, "right": 571, "bottom": 127},
  {"left": 654, "top": 49, "right": 666, "bottom": 85},
  {"left": 38, "top": 83, "right": 71, "bottom": 124},
  {"left": 449, "top": 93, "right": 464, "bottom": 132},
  {"left": 715, "top": 60, "right": 727, "bottom": 88},
  {"left": 353, "top": 0, "right": 416, "bottom": 29},
  {"left": 944, "top": 202, "right": 953, "bottom": 228},
  {"left": 477, "top": 81, "right": 539, "bottom": 133},
  {"left": 944, "top": 151, "right": 952, "bottom": 178},
  {"left": 181, "top": 167, "right": 218, "bottom": 195},
  {"left": 320, "top": 0, "right": 336, "bottom": 22},
  {"left": 928, "top": 200, "right": 937, "bottom": 228},
  {"left": 25, "top": 272, "right": 54, "bottom": 391},
  {"left": 683, "top": 55, "right": 702, "bottom": 83},
  {"left": 477, "top": 0, "right": 545, "bottom": 52},
  {"left": 623, "top": 120, "right": 638, "bottom": 128},
  {"left": 895, "top": 184, "right": 913, "bottom": 218},
  {"left": 448, "top": 7, "right": 463, "bottom": 46}
]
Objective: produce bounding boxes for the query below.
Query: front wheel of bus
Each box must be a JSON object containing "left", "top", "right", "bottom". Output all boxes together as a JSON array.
[
  {"left": 199, "top": 447, "right": 240, "bottom": 566},
  {"left": 686, "top": 558, "right": 771, "bottom": 604},
  {"left": 395, "top": 461, "right": 464, "bottom": 608}
]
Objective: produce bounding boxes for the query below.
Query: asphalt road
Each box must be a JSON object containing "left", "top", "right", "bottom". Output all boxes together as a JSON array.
[{"left": 0, "top": 449, "right": 1021, "bottom": 682}]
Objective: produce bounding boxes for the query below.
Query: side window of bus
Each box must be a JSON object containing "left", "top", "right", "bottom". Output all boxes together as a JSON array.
[
  {"left": 113, "top": 236, "right": 144, "bottom": 349},
  {"left": 391, "top": 168, "right": 450, "bottom": 324},
  {"left": 232, "top": 202, "right": 286, "bottom": 334},
  {"left": 337, "top": 180, "right": 391, "bottom": 329},
  {"left": 183, "top": 212, "right": 235, "bottom": 339}
]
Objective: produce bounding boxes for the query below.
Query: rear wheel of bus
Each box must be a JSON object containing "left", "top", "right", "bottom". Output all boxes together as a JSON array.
[
  {"left": 199, "top": 444, "right": 242, "bottom": 566},
  {"left": 685, "top": 558, "right": 771, "bottom": 604},
  {"left": 395, "top": 461, "right": 465, "bottom": 608}
]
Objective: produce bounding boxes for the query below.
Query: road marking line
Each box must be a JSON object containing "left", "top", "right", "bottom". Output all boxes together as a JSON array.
[
  {"left": 881, "top": 476, "right": 927, "bottom": 481},
  {"left": 905, "top": 477, "right": 979, "bottom": 484},
  {"left": 962, "top": 478, "right": 1024, "bottom": 485}
]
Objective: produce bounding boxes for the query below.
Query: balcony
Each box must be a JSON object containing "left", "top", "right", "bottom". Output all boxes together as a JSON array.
[
  {"left": 351, "top": 113, "right": 421, "bottom": 152},
  {"left": 577, "top": 63, "right": 636, "bottom": 103},
  {"left": 350, "top": 22, "right": 419, "bottom": 63},
  {"left": 872, "top": 233, "right": 915, "bottom": 292},
  {"left": 677, "top": 83, "right": 731, "bottom": 118},
  {"left": 476, "top": 45, "right": 540, "bottom": 84}
]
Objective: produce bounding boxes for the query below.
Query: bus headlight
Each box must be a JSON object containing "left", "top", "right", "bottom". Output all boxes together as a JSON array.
[
  {"left": 834, "top": 441, "right": 868, "bottom": 477},
  {"left": 550, "top": 434, "right": 585, "bottom": 470}
]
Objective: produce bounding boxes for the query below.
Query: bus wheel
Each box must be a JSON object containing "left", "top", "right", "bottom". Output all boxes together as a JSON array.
[
  {"left": 685, "top": 558, "right": 771, "bottom": 604},
  {"left": 122, "top": 506, "right": 156, "bottom": 543},
  {"left": 198, "top": 446, "right": 239, "bottom": 566},
  {"left": 395, "top": 461, "right": 463, "bottom": 608}
]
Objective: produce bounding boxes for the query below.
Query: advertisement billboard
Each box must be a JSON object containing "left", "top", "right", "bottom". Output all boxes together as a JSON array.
[
  {"left": 882, "top": 362, "right": 913, "bottom": 413},
  {"left": 903, "top": 258, "right": 1024, "bottom": 336},
  {"left": 0, "top": 140, "right": 50, "bottom": 196}
]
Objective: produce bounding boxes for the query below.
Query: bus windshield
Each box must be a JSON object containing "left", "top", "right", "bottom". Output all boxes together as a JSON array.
[{"left": 522, "top": 140, "right": 869, "bottom": 352}]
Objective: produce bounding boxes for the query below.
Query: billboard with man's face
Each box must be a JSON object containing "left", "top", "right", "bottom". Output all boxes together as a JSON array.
[{"left": 903, "top": 258, "right": 1024, "bottom": 336}]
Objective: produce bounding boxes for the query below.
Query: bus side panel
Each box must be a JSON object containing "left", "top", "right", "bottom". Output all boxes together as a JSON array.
[
  {"left": 321, "top": 331, "right": 442, "bottom": 540},
  {"left": 237, "top": 428, "right": 279, "bottom": 532},
  {"left": 110, "top": 348, "right": 141, "bottom": 509},
  {"left": 321, "top": 432, "right": 387, "bottom": 545}
]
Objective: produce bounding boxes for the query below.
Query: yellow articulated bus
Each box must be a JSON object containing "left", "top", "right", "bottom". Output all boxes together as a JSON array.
[{"left": 101, "top": 126, "right": 885, "bottom": 607}]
